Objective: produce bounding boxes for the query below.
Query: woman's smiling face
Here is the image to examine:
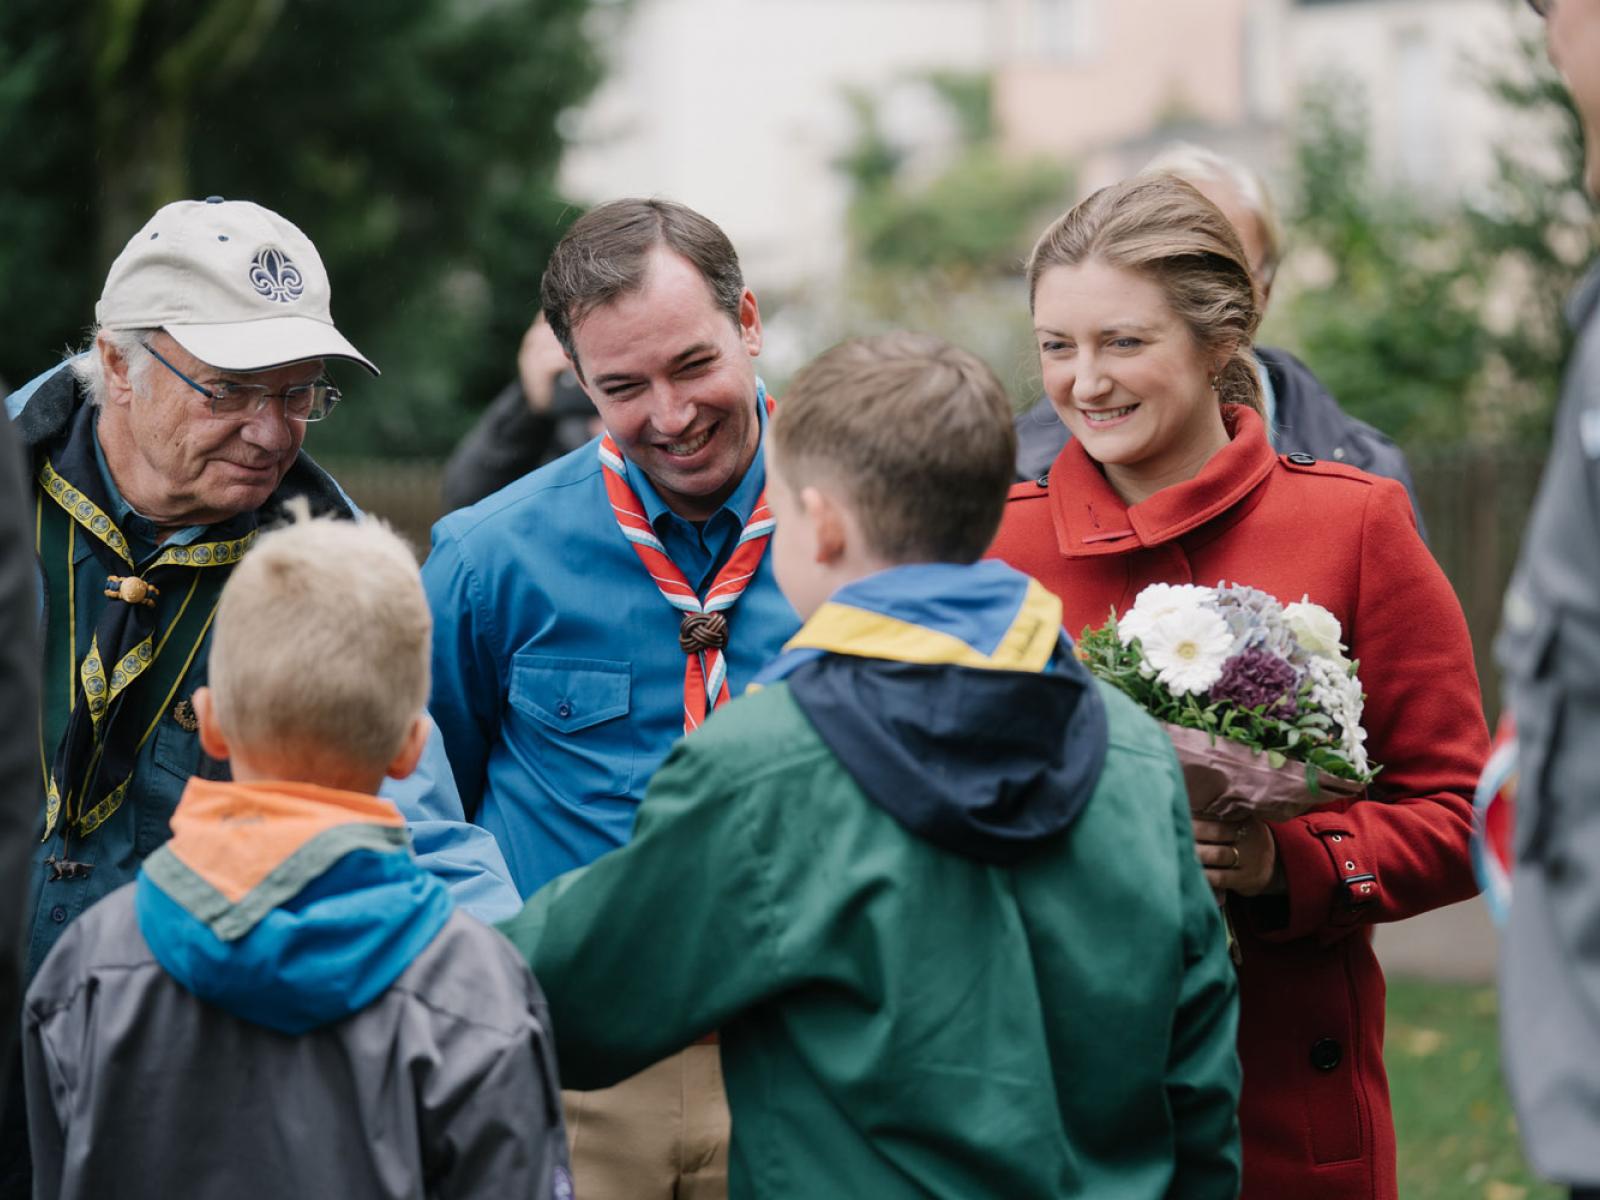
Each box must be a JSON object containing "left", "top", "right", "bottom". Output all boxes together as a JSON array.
[{"left": 1033, "top": 257, "right": 1231, "bottom": 503}]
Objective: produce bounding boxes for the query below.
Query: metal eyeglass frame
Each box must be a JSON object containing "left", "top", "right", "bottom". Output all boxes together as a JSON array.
[{"left": 139, "top": 340, "right": 341, "bottom": 423}]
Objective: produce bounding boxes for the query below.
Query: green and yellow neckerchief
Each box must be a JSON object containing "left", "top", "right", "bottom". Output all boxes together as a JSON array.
[{"left": 36, "top": 405, "right": 256, "bottom": 852}]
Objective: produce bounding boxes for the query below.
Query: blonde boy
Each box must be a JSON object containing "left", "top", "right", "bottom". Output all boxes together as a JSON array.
[
  {"left": 24, "top": 517, "right": 572, "bottom": 1200},
  {"left": 500, "top": 332, "right": 1241, "bottom": 1199}
]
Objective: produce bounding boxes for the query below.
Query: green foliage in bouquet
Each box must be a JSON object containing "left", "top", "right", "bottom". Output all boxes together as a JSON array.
[{"left": 1074, "top": 583, "right": 1380, "bottom": 790}]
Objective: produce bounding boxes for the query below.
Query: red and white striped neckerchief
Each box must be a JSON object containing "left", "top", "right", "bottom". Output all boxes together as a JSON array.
[{"left": 598, "top": 399, "right": 775, "bottom": 732}]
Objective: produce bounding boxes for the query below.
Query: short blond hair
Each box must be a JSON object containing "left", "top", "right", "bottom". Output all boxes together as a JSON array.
[
  {"left": 208, "top": 516, "right": 430, "bottom": 774},
  {"left": 771, "top": 332, "right": 1015, "bottom": 564}
]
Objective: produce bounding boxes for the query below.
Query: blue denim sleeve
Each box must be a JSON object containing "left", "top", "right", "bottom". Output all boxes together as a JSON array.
[
  {"left": 420, "top": 521, "right": 501, "bottom": 818},
  {"left": 383, "top": 723, "right": 522, "bottom": 922}
]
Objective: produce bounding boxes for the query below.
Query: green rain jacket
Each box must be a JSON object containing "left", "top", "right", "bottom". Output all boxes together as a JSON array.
[{"left": 501, "top": 563, "right": 1241, "bottom": 1199}]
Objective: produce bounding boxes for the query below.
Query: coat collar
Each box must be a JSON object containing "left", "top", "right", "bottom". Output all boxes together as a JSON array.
[{"left": 1046, "top": 404, "right": 1277, "bottom": 558}]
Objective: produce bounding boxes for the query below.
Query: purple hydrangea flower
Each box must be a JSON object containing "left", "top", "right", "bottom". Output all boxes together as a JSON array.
[
  {"left": 1208, "top": 647, "right": 1300, "bottom": 716},
  {"left": 1212, "top": 582, "right": 1308, "bottom": 668}
]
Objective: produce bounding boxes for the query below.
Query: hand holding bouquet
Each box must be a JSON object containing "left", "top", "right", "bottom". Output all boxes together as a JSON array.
[{"left": 1077, "top": 582, "right": 1380, "bottom": 824}]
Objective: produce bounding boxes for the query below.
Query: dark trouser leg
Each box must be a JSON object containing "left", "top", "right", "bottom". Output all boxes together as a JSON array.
[{"left": 0, "top": 1047, "right": 29, "bottom": 1200}]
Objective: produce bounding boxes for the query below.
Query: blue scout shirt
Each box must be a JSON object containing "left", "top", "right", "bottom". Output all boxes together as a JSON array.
[
  {"left": 9, "top": 364, "right": 522, "bottom": 978},
  {"left": 423, "top": 397, "right": 800, "bottom": 897}
]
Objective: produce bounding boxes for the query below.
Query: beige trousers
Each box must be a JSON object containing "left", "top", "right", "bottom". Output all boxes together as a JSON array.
[{"left": 562, "top": 1043, "right": 729, "bottom": 1200}]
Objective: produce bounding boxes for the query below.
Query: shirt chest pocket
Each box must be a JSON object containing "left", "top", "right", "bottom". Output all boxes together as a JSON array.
[{"left": 508, "top": 654, "right": 636, "bottom": 802}]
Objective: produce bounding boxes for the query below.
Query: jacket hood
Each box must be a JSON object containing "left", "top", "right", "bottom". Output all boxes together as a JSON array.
[
  {"left": 754, "top": 561, "right": 1107, "bottom": 865},
  {"left": 135, "top": 778, "right": 452, "bottom": 1034}
]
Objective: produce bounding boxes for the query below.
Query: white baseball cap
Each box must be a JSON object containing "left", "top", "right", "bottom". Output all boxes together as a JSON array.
[{"left": 95, "top": 197, "right": 378, "bottom": 375}]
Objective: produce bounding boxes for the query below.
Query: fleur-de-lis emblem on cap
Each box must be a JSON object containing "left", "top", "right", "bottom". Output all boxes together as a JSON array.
[{"left": 249, "top": 247, "right": 305, "bottom": 304}]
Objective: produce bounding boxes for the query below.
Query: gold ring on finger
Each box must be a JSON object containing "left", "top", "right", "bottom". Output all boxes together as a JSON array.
[{"left": 1228, "top": 844, "right": 1241, "bottom": 869}]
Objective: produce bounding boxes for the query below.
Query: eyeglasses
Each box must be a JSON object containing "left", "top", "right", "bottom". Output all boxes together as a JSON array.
[{"left": 140, "top": 341, "right": 340, "bottom": 423}]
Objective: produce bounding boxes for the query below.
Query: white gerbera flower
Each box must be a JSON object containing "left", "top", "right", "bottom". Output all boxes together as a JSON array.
[
  {"left": 1139, "top": 606, "right": 1233, "bottom": 695},
  {"left": 1283, "top": 596, "right": 1347, "bottom": 660},
  {"left": 1119, "top": 583, "right": 1217, "bottom": 646}
]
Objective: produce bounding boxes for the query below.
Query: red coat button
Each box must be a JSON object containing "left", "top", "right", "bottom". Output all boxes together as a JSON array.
[{"left": 1310, "top": 1038, "right": 1343, "bottom": 1071}]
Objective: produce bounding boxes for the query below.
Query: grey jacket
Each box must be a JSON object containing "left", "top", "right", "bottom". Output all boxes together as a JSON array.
[
  {"left": 23, "top": 891, "right": 571, "bottom": 1200},
  {"left": 1497, "top": 262, "right": 1600, "bottom": 1189}
]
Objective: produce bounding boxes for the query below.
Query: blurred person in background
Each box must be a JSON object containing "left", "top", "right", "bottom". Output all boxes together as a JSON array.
[
  {"left": 1496, "top": 3, "right": 1600, "bottom": 1197},
  {"left": 990, "top": 175, "right": 1487, "bottom": 1200},
  {"left": 1013, "top": 144, "right": 1426, "bottom": 537},
  {"left": 424, "top": 198, "right": 801, "bottom": 1200},
  {"left": 440, "top": 311, "right": 602, "bottom": 512}
]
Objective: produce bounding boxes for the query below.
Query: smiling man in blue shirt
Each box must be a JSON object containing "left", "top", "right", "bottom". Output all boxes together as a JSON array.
[{"left": 423, "top": 198, "right": 799, "bottom": 1200}]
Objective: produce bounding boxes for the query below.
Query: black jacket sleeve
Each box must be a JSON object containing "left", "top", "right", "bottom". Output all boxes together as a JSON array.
[
  {"left": 0, "top": 414, "right": 41, "bottom": 1076},
  {"left": 440, "top": 382, "right": 565, "bottom": 513}
]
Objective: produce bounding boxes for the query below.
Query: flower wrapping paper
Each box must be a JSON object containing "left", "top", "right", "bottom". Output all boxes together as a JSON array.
[{"left": 1166, "top": 722, "right": 1365, "bottom": 823}]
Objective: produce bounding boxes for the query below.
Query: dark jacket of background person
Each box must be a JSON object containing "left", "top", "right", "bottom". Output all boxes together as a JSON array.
[
  {"left": 989, "top": 404, "right": 1487, "bottom": 1200},
  {"left": 24, "top": 887, "right": 568, "bottom": 1200},
  {"left": 0, "top": 414, "right": 40, "bottom": 1098},
  {"left": 1497, "top": 262, "right": 1600, "bottom": 1189},
  {"left": 440, "top": 375, "right": 595, "bottom": 511},
  {"left": 1013, "top": 346, "right": 1429, "bottom": 539}
]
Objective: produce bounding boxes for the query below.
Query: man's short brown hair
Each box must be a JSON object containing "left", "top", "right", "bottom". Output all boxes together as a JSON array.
[
  {"left": 540, "top": 198, "right": 744, "bottom": 375},
  {"left": 771, "top": 332, "right": 1016, "bottom": 565}
]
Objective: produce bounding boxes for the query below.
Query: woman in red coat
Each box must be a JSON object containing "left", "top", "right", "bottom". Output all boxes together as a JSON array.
[{"left": 990, "top": 175, "right": 1488, "bottom": 1200}]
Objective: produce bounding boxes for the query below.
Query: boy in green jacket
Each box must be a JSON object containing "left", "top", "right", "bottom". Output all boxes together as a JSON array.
[{"left": 500, "top": 331, "right": 1241, "bottom": 1198}]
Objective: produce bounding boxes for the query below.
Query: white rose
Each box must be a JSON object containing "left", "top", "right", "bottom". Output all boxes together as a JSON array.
[{"left": 1283, "top": 596, "right": 1346, "bottom": 660}]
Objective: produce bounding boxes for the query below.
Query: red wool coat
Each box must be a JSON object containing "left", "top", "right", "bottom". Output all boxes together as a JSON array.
[{"left": 989, "top": 406, "right": 1488, "bottom": 1200}]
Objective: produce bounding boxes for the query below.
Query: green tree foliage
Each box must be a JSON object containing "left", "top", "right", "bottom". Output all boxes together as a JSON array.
[
  {"left": 0, "top": 0, "right": 608, "bottom": 457},
  {"left": 824, "top": 72, "right": 1067, "bottom": 411},
  {"left": 1279, "top": 37, "right": 1596, "bottom": 448},
  {"left": 1468, "top": 31, "right": 1595, "bottom": 441},
  {"left": 850, "top": 147, "right": 1067, "bottom": 277},
  {"left": 1278, "top": 84, "right": 1491, "bottom": 446},
  {"left": 839, "top": 72, "right": 1069, "bottom": 278}
]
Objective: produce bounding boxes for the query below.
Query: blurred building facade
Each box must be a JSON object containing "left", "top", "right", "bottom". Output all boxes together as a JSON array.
[
  {"left": 1001, "top": 0, "right": 1534, "bottom": 199},
  {"left": 560, "top": 0, "right": 1536, "bottom": 293},
  {"left": 560, "top": 0, "right": 997, "bottom": 292}
]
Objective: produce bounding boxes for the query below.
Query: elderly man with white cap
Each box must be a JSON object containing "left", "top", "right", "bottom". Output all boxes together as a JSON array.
[{"left": 1, "top": 195, "right": 520, "bottom": 1194}]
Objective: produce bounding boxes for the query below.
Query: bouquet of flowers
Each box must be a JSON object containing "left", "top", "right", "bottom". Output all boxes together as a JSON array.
[{"left": 1076, "top": 582, "right": 1380, "bottom": 822}]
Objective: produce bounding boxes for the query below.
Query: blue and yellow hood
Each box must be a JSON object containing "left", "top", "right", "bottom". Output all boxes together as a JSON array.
[
  {"left": 135, "top": 778, "right": 453, "bottom": 1034},
  {"left": 755, "top": 560, "right": 1108, "bottom": 865}
]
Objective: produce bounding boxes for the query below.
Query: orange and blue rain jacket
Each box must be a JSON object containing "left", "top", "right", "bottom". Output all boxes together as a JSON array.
[{"left": 135, "top": 777, "right": 453, "bottom": 1033}]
